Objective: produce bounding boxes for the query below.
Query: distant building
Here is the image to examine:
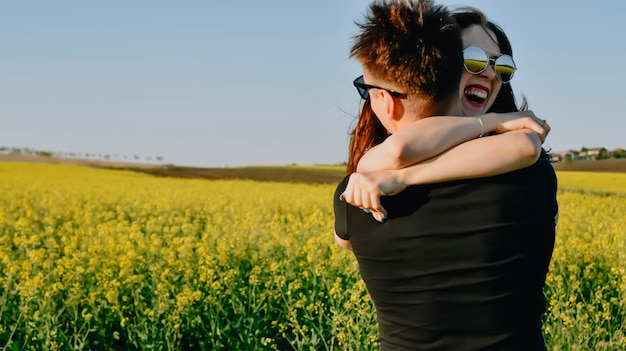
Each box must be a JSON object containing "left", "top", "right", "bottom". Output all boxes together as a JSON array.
[{"left": 579, "top": 147, "right": 608, "bottom": 160}]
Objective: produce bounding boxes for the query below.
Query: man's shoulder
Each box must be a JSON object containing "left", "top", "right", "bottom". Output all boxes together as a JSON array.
[{"left": 334, "top": 175, "right": 350, "bottom": 199}]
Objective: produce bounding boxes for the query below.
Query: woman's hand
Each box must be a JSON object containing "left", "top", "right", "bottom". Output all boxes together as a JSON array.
[
  {"left": 487, "top": 110, "right": 551, "bottom": 142},
  {"left": 341, "top": 170, "right": 408, "bottom": 222}
]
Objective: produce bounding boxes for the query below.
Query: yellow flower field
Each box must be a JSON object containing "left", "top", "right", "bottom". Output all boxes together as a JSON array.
[
  {"left": 0, "top": 162, "right": 624, "bottom": 350},
  {"left": 557, "top": 171, "right": 626, "bottom": 195}
]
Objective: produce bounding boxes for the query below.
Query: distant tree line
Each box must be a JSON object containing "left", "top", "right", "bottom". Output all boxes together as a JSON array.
[
  {"left": 550, "top": 147, "right": 626, "bottom": 162},
  {"left": 0, "top": 146, "right": 165, "bottom": 164}
]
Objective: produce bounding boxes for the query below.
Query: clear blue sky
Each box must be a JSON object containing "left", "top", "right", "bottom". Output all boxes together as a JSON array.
[{"left": 2, "top": 1, "right": 623, "bottom": 167}]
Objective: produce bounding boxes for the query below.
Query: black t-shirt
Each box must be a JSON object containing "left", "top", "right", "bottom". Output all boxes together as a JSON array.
[{"left": 334, "top": 156, "right": 558, "bottom": 351}]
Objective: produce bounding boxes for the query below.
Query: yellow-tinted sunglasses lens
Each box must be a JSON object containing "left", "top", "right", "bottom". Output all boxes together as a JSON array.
[
  {"left": 463, "top": 45, "right": 489, "bottom": 74},
  {"left": 494, "top": 55, "right": 516, "bottom": 83}
]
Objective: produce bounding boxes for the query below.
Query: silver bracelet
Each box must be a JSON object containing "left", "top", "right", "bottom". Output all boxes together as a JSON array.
[{"left": 478, "top": 117, "right": 485, "bottom": 138}]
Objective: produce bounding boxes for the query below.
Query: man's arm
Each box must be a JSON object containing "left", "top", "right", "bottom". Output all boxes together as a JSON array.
[
  {"left": 334, "top": 232, "right": 353, "bottom": 252},
  {"left": 333, "top": 177, "right": 353, "bottom": 252}
]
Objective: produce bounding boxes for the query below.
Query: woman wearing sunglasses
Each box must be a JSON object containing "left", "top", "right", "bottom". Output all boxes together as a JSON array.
[{"left": 341, "top": 8, "right": 552, "bottom": 221}]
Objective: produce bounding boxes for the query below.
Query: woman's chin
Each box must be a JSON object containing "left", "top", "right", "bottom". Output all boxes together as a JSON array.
[{"left": 461, "top": 100, "right": 487, "bottom": 116}]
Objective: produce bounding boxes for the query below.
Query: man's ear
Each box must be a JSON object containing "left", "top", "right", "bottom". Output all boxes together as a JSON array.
[{"left": 381, "top": 90, "right": 402, "bottom": 121}]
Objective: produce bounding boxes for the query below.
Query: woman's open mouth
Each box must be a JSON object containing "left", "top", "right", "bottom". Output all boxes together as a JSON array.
[{"left": 463, "top": 85, "right": 489, "bottom": 108}]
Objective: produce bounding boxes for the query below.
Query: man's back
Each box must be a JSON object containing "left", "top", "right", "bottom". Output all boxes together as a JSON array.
[{"left": 334, "top": 156, "right": 558, "bottom": 350}]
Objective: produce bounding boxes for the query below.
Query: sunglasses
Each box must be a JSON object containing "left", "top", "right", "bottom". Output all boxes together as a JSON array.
[
  {"left": 353, "top": 75, "right": 406, "bottom": 100},
  {"left": 463, "top": 45, "right": 517, "bottom": 83}
]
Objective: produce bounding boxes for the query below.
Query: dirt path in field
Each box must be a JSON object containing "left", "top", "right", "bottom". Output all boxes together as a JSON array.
[
  {"left": 0, "top": 154, "right": 345, "bottom": 184},
  {"left": 551, "top": 159, "right": 626, "bottom": 173}
]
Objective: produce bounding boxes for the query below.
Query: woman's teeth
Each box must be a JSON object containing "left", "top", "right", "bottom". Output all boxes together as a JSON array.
[{"left": 464, "top": 87, "right": 487, "bottom": 103}]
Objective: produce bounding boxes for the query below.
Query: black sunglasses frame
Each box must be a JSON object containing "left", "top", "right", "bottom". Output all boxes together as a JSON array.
[{"left": 353, "top": 75, "right": 405, "bottom": 100}]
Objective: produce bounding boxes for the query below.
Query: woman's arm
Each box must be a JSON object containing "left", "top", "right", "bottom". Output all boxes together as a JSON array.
[
  {"left": 401, "top": 129, "right": 542, "bottom": 184},
  {"left": 356, "top": 111, "right": 549, "bottom": 172},
  {"left": 342, "top": 130, "right": 543, "bottom": 221}
]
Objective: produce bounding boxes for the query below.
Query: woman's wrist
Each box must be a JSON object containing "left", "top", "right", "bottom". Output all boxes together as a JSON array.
[
  {"left": 480, "top": 113, "right": 498, "bottom": 135},
  {"left": 398, "top": 166, "right": 417, "bottom": 188},
  {"left": 477, "top": 116, "right": 485, "bottom": 138}
]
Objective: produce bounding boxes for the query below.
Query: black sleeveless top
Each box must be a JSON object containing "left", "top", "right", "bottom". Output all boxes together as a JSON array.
[{"left": 334, "top": 156, "right": 558, "bottom": 351}]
